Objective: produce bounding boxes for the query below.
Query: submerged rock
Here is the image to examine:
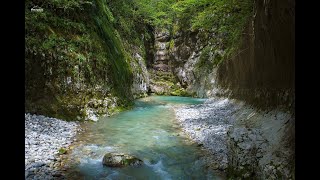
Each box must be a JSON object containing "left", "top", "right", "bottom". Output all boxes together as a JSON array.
[{"left": 102, "top": 153, "right": 143, "bottom": 167}]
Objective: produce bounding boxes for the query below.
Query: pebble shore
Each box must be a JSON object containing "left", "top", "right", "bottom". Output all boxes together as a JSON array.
[
  {"left": 25, "top": 113, "right": 81, "bottom": 179},
  {"left": 174, "top": 96, "right": 294, "bottom": 179},
  {"left": 173, "top": 98, "right": 240, "bottom": 170}
]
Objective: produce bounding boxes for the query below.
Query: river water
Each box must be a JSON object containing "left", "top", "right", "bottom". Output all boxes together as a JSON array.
[{"left": 65, "top": 96, "right": 223, "bottom": 179}]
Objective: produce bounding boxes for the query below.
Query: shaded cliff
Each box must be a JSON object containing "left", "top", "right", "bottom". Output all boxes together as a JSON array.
[
  {"left": 169, "top": 0, "right": 294, "bottom": 110},
  {"left": 167, "top": 0, "right": 295, "bottom": 178},
  {"left": 216, "top": 0, "right": 295, "bottom": 110},
  {"left": 221, "top": 1, "right": 295, "bottom": 178}
]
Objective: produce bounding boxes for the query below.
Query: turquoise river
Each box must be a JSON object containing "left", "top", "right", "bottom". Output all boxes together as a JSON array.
[{"left": 65, "top": 96, "right": 224, "bottom": 179}]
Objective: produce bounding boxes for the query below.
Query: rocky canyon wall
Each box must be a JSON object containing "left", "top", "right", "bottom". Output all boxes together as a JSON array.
[
  {"left": 222, "top": 1, "right": 295, "bottom": 178},
  {"left": 216, "top": 0, "right": 295, "bottom": 110},
  {"left": 170, "top": 0, "right": 295, "bottom": 111},
  {"left": 168, "top": 0, "right": 295, "bottom": 178},
  {"left": 25, "top": 0, "right": 150, "bottom": 121}
]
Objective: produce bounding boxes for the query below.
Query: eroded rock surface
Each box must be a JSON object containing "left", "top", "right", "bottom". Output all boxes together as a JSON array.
[
  {"left": 174, "top": 98, "right": 294, "bottom": 178},
  {"left": 102, "top": 153, "right": 143, "bottom": 167}
]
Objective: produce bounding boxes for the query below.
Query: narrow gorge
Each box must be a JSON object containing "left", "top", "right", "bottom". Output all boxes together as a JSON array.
[{"left": 25, "top": 0, "right": 295, "bottom": 179}]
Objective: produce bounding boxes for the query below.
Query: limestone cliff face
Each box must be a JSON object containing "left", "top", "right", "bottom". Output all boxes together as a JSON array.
[
  {"left": 170, "top": 29, "right": 222, "bottom": 97},
  {"left": 148, "top": 29, "right": 183, "bottom": 95},
  {"left": 226, "top": 106, "right": 295, "bottom": 179},
  {"left": 131, "top": 52, "right": 150, "bottom": 99}
]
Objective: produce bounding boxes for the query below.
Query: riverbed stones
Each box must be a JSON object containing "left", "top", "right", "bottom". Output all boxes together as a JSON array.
[
  {"left": 25, "top": 113, "right": 80, "bottom": 179},
  {"left": 174, "top": 97, "right": 294, "bottom": 179},
  {"left": 102, "top": 153, "right": 143, "bottom": 167},
  {"left": 174, "top": 98, "right": 240, "bottom": 170}
]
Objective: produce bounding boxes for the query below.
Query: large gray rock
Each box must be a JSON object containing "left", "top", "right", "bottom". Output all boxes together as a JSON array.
[{"left": 102, "top": 153, "right": 143, "bottom": 167}]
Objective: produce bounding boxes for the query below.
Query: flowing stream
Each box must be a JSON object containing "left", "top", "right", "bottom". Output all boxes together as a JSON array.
[{"left": 65, "top": 96, "right": 223, "bottom": 179}]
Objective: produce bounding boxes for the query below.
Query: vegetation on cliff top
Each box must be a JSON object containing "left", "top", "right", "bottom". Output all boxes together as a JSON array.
[
  {"left": 25, "top": 0, "right": 151, "bottom": 120},
  {"left": 25, "top": 0, "right": 253, "bottom": 120},
  {"left": 136, "top": 0, "right": 253, "bottom": 65}
]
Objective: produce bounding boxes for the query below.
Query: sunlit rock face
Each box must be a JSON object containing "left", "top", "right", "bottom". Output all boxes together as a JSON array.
[
  {"left": 131, "top": 53, "right": 150, "bottom": 99},
  {"left": 169, "top": 27, "right": 225, "bottom": 98}
]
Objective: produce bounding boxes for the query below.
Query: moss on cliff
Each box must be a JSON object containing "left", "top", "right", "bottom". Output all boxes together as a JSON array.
[
  {"left": 25, "top": 0, "right": 149, "bottom": 120},
  {"left": 148, "top": 70, "right": 191, "bottom": 96}
]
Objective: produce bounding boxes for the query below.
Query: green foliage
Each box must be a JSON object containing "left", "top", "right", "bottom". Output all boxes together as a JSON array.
[
  {"left": 92, "top": 0, "right": 134, "bottom": 103},
  {"left": 108, "top": 106, "right": 128, "bottom": 116},
  {"left": 25, "top": 0, "right": 254, "bottom": 119},
  {"left": 170, "top": 0, "right": 253, "bottom": 69},
  {"left": 126, "top": 0, "right": 253, "bottom": 66},
  {"left": 169, "top": 39, "right": 175, "bottom": 50},
  {"left": 173, "top": 0, "right": 253, "bottom": 49},
  {"left": 58, "top": 147, "right": 67, "bottom": 154},
  {"left": 134, "top": 0, "right": 176, "bottom": 28},
  {"left": 199, "top": 46, "right": 213, "bottom": 66},
  {"left": 25, "top": 0, "right": 140, "bottom": 119},
  {"left": 196, "top": 45, "right": 224, "bottom": 71},
  {"left": 170, "top": 88, "right": 193, "bottom": 97}
]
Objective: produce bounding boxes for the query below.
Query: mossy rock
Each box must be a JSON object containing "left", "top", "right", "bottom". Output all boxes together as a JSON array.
[
  {"left": 58, "top": 148, "right": 67, "bottom": 155},
  {"left": 102, "top": 153, "right": 143, "bottom": 167},
  {"left": 170, "top": 88, "right": 192, "bottom": 97}
]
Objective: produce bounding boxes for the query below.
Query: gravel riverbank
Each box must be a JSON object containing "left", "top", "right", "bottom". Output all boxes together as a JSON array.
[
  {"left": 174, "top": 97, "right": 294, "bottom": 178},
  {"left": 173, "top": 98, "right": 241, "bottom": 170},
  {"left": 25, "top": 113, "right": 81, "bottom": 179}
]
